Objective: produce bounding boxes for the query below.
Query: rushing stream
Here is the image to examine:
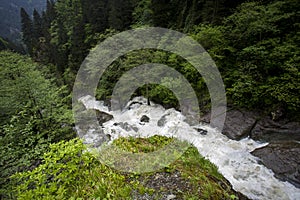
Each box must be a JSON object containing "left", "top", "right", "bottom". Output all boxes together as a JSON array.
[{"left": 78, "top": 95, "right": 300, "bottom": 200}]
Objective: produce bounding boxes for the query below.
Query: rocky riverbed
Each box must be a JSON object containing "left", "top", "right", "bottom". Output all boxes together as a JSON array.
[
  {"left": 201, "top": 108, "right": 300, "bottom": 189},
  {"left": 77, "top": 96, "right": 300, "bottom": 199}
]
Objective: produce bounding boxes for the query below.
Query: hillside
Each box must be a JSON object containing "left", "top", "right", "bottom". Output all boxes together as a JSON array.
[{"left": 0, "top": 0, "right": 46, "bottom": 43}]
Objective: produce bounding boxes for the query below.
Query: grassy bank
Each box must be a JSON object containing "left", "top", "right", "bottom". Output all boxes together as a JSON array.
[{"left": 11, "top": 135, "right": 247, "bottom": 199}]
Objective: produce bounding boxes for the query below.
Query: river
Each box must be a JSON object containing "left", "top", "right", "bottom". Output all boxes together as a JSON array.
[{"left": 78, "top": 96, "right": 300, "bottom": 200}]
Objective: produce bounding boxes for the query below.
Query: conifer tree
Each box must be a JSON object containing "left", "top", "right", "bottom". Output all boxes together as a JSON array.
[
  {"left": 82, "top": 0, "right": 109, "bottom": 33},
  {"left": 20, "top": 8, "right": 33, "bottom": 55},
  {"left": 40, "top": 0, "right": 58, "bottom": 64},
  {"left": 150, "top": 0, "right": 172, "bottom": 27},
  {"left": 33, "top": 9, "right": 43, "bottom": 40},
  {"left": 108, "top": 0, "right": 134, "bottom": 30}
]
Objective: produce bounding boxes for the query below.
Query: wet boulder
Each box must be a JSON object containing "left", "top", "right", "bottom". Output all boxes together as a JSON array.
[
  {"left": 94, "top": 109, "right": 113, "bottom": 125},
  {"left": 114, "top": 122, "right": 138, "bottom": 132},
  {"left": 194, "top": 128, "right": 208, "bottom": 135},
  {"left": 140, "top": 115, "right": 150, "bottom": 123},
  {"left": 222, "top": 109, "right": 258, "bottom": 140},
  {"left": 251, "top": 141, "right": 300, "bottom": 188},
  {"left": 127, "top": 101, "right": 143, "bottom": 110},
  {"left": 200, "top": 109, "right": 258, "bottom": 140},
  {"left": 157, "top": 114, "right": 169, "bottom": 127},
  {"left": 250, "top": 117, "right": 300, "bottom": 142}
]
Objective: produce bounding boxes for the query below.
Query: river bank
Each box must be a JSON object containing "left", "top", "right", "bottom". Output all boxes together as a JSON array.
[{"left": 78, "top": 96, "right": 300, "bottom": 199}]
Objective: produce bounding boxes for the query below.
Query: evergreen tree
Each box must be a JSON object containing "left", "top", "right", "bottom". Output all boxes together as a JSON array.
[
  {"left": 69, "top": 18, "right": 87, "bottom": 72},
  {"left": 33, "top": 9, "right": 43, "bottom": 40},
  {"left": 32, "top": 9, "right": 44, "bottom": 60},
  {"left": 45, "top": 0, "right": 56, "bottom": 23},
  {"left": 40, "top": 0, "right": 57, "bottom": 64},
  {"left": 51, "top": 18, "right": 69, "bottom": 74},
  {"left": 150, "top": 0, "right": 172, "bottom": 27},
  {"left": 82, "top": 0, "right": 109, "bottom": 33},
  {"left": 20, "top": 8, "right": 33, "bottom": 55},
  {"left": 108, "top": 0, "right": 134, "bottom": 30},
  {"left": 132, "top": 0, "right": 153, "bottom": 26}
]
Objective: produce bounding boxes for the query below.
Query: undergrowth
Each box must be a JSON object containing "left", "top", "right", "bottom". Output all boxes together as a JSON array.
[{"left": 11, "top": 135, "right": 241, "bottom": 200}]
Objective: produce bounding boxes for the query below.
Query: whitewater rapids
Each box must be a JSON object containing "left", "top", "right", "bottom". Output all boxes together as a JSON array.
[{"left": 78, "top": 96, "right": 300, "bottom": 200}]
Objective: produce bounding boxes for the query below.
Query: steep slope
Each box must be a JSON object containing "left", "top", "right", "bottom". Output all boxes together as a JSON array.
[{"left": 0, "top": 0, "right": 46, "bottom": 43}]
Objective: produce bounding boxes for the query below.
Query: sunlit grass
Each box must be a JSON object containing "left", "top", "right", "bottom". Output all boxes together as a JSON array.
[{"left": 12, "top": 136, "right": 240, "bottom": 200}]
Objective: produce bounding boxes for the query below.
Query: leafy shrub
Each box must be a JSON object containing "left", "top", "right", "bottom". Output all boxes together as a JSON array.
[
  {"left": 11, "top": 136, "right": 242, "bottom": 200},
  {"left": 12, "top": 138, "right": 136, "bottom": 200},
  {"left": 0, "top": 51, "right": 75, "bottom": 199}
]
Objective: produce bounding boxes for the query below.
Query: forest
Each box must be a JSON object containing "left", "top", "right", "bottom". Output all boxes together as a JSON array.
[{"left": 0, "top": 0, "right": 299, "bottom": 199}]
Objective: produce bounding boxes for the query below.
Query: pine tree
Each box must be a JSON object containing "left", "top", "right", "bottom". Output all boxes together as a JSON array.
[
  {"left": 132, "top": 0, "right": 153, "bottom": 26},
  {"left": 82, "top": 0, "right": 109, "bottom": 33},
  {"left": 20, "top": 8, "right": 33, "bottom": 55},
  {"left": 33, "top": 9, "right": 43, "bottom": 40},
  {"left": 40, "top": 0, "right": 57, "bottom": 64},
  {"left": 108, "top": 0, "right": 134, "bottom": 30},
  {"left": 32, "top": 9, "right": 44, "bottom": 60},
  {"left": 52, "top": 18, "right": 69, "bottom": 73},
  {"left": 69, "top": 18, "right": 87, "bottom": 71},
  {"left": 150, "top": 0, "right": 172, "bottom": 27}
]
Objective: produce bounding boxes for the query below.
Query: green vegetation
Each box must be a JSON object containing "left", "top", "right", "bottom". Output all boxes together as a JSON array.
[
  {"left": 0, "top": 0, "right": 46, "bottom": 44},
  {"left": 19, "top": 0, "right": 299, "bottom": 114},
  {"left": 113, "top": 135, "right": 174, "bottom": 153},
  {"left": 0, "top": 37, "right": 24, "bottom": 53},
  {"left": 0, "top": 51, "right": 75, "bottom": 198},
  {"left": 0, "top": 0, "right": 299, "bottom": 199},
  {"left": 11, "top": 136, "right": 240, "bottom": 199}
]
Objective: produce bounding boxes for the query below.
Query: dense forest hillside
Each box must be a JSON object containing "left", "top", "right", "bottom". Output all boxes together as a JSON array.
[
  {"left": 19, "top": 0, "right": 299, "bottom": 114},
  {"left": 0, "top": 0, "right": 299, "bottom": 199},
  {"left": 0, "top": 0, "right": 46, "bottom": 43}
]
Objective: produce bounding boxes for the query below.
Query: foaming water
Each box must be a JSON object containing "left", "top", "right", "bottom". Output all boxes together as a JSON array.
[{"left": 79, "top": 96, "right": 300, "bottom": 200}]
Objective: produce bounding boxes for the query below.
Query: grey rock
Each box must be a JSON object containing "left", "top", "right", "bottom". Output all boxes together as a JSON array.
[
  {"left": 114, "top": 122, "right": 138, "bottom": 132},
  {"left": 222, "top": 109, "right": 258, "bottom": 140},
  {"left": 194, "top": 128, "right": 207, "bottom": 135},
  {"left": 157, "top": 114, "right": 169, "bottom": 127},
  {"left": 94, "top": 109, "right": 113, "bottom": 125},
  {"left": 250, "top": 117, "right": 300, "bottom": 142},
  {"left": 200, "top": 109, "right": 258, "bottom": 140},
  {"left": 251, "top": 141, "right": 300, "bottom": 188},
  {"left": 140, "top": 115, "right": 150, "bottom": 123}
]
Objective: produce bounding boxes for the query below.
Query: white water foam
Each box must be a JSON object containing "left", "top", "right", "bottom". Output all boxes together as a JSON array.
[{"left": 79, "top": 96, "right": 300, "bottom": 200}]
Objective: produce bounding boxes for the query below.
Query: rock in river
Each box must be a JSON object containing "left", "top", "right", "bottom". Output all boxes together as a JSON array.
[
  {"left": 201, "top": 109, "right": 258, "bottom": 140},
  {"left": 251, "top": 141, "right": 300, "bottom": 188},
  {"left": 95, "top": 109, "right": 113, "bottom": 125},
  {"left": 250, "top": 117, "right": 300, "bottom": 142},
  {"left": 140, "top": 115, "right": 150, "bottom": 123}
]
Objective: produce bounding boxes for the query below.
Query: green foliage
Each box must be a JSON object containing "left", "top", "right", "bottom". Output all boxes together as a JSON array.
[
  {"left": 12, "top": 138, "right": 145, "bottom": 199},
  {"left": 114, "top": 135, "right": 239, "bottom": 199},
  {"left": 18, "top": 0, "right": 300, "bottom": 115},
  {"left": 0, "top": 37, "right": 24, "bottom": 53},
  {"left": 11, "top": 136, "right": 241, "bottom": 199},
  {"left": 0, "top": 51, "right": 74, "bottom": 199},
  {"left": 21, "top": 7, "right": 34, "bottom": 55},
  {"left": 132, "top": 0, "right": 153, "bottom": 27},
  {"left": 108, "top": 0, "right": 134, "bottom": 30},
  {"left": 11, "top": 138, "right": 89, "bottom": 199},
  {"left": 189, "top": 1, "right": 300, "bottom": 113},
  {"left": 0, "top": 51, "right": 73, "bottom": 131},
  {"left": 113, "top": 135, "right": 174, "bottom": 153},
  {"left": 222, "top": 0, "right": 300, "bottom": 112},
  {"left": 96, "top": 49, "right": 209, "bottom": 110},
  {"left": 22, "top": 0, "right": 300, "bottom": 115}
]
